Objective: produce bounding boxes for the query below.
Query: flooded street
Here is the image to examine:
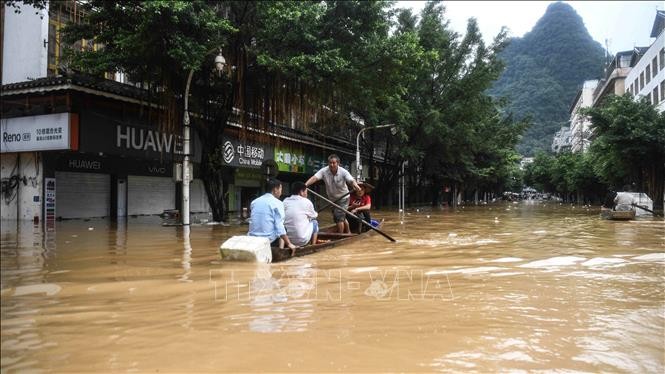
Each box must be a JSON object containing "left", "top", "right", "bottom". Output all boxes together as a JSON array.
[{"left": 1, "top": 202, "right": 664, "bottom": 372}]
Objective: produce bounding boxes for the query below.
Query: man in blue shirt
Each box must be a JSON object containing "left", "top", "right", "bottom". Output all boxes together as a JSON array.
[{"left": 248, "top": 178, "right": 297, "bottom": 252}]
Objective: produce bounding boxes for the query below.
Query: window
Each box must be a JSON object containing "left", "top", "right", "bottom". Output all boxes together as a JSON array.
[
  {"left": 660, "top": 48, "right": 665, "bottom": 71},
  {"left": 646, "top": 65, "right": 651, "bottom": 84},
  {"left": 640, "top": 72, "right": 644, "bottom": 90},
  {"left": 47, "top": 1, "right": 89, "bottom": 76},
  {"left": 654, "top": 87, "right": 659, "bottom": 105},
  {"left": 634, "top": 78, "right": 639, "bottom": 93},
  {"left": 47, "top": 17, "right": 64, "bottom": 76},
  {"left": 653, "top": 57, "right": 658, "bottom": 76},
  {"left": 661, "top": 81, "right": 665, "bottom": 102}
]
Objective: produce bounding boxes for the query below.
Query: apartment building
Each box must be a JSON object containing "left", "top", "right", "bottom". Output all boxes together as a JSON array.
[
  {"left": 625, "top": 10, "right": 665, "bottom": 112},
  {"left": 568, "top": 80, "right": 598, "bottom": 153}
]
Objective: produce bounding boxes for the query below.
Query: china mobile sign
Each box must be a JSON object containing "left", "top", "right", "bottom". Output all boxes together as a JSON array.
[
  {"left": 1, "top": 113, "right": 78, "bottom": 153},
  {"left": 221, "top": 137, "right": 273, "bottom": 169}
]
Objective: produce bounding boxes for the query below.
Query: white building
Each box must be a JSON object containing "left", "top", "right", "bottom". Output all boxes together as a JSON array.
[
  {"left": 519, "top": 157, "right": 533, "bottom": 170},
  {"left": 592, "top": 50, "right": 633, "bottom": 108},
  {"left": 569, "top": 80, "right": 598, "bottom": 153},
  {"left": 551, "top": 127, "right": 572, "bottom": 154},
  {"left": 1, "top": 2, "right": 50, "bottom": 222},
  {"left": 625, "top": 10, "right": 665, "bottom": 113}
]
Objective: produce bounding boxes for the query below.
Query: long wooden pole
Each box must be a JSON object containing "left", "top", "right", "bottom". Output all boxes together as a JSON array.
[
  {"left": 316, "top": 191, "right": 351, "bottom": 213},
  {"left": 631, "top": 203, "right": 664, "bottom": 217},
  {"left": 307, "top": 188, "right": 396, "bottom": 242}
]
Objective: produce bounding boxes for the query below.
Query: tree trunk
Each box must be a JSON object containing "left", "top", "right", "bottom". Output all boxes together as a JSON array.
[{"left": 200, "top": 155, "right": 226, "bottom": 222}]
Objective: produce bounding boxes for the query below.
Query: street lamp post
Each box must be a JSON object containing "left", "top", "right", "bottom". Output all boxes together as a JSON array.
[
  {"left": 355, "top": 124, "right": 396, "bottom": 181},
  {"left": 182, "top": 49, "right": 226, "bottom": 226}
]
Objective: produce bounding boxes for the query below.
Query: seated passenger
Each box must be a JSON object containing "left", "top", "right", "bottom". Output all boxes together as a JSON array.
[
  {"left": 247, "top": 178, "right": 297, "bottom": 252},
  {"left": 284, "top": 182, "right": 319, "bottom": 247},
  {"left": 348, "top": 182, "right": 373, "bottom": 233}
]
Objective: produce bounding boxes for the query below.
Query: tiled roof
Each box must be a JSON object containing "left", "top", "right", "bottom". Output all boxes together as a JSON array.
[
  {"left": 651, "top": 10, "right": 665, "bottom": 38},
  {"left": 1, "top": 73, "right": 154, "bottom": 102},
  {"left": 1, "top": 73, "right": 361, "bottom": 156},
  {"left": 629, "top": 46, "right": 651, "bottom": 67}
]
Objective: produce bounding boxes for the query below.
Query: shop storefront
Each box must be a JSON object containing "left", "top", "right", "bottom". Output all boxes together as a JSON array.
[
  {"left": 220, "top": 135, "right": 273, "bottom": 216},
  {"left": 40, "top": 107, "right": 206, "bottom": 219}
]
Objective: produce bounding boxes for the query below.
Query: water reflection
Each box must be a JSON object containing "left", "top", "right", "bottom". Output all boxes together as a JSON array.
[
  {"left": 221, "top": 263, "right": 316, "bottom": 333},
  {"left": 1, "top": 204, "right": 664, "bottom": 372}
]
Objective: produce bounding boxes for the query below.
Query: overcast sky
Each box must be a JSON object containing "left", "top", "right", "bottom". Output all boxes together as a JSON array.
[{"left": 394, "top": 1, "right": 663, "bottom": 54}]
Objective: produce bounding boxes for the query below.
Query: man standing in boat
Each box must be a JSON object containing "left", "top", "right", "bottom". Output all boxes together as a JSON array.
[
  {"left": 247, "top": 178, "right": 297, "bottom": 252},
  {"left": 284, "top": 182, "right": 319, "bottom": 246},
  {"left": 306, "top": 154, "right": 361, "bottom": 233}
]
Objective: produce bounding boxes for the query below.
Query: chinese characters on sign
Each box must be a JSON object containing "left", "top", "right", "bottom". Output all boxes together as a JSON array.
[
  {"left": 221, "top": 137, "right": 272, "bottom": 169},
  {"left": 44, "top": 178, "right": 56, "bottom": 231},
  {"left": 1, "top": 113, "right": 72, "bottom": 153},
  {"left": 275, "top": 146, "right": 306, "bottom": 173},
  {"left": 35, "top": 126, "right": 64, "bottom": 141}
]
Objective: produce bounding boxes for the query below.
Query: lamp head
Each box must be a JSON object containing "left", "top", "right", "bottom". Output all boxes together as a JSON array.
[{"left": 214, "top": 52, "right": 226, "bottom": 73}]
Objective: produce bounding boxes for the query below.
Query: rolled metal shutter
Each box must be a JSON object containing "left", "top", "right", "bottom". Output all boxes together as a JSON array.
[
  {"left": 55, "top": 171, "right": 110, "bottom": 219},
  {"left": 190, "top": 179, "right": 211, "bottom": 213},
  {"left": 127, "top": 176, "right": 175, "bottom": 215}
]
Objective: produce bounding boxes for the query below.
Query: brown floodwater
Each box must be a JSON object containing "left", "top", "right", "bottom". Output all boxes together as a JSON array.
[{"left": 1, "top": 202, "right": 664, "bottom": 372}]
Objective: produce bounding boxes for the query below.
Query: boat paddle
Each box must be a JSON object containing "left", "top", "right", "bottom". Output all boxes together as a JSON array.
[
  {"left": 307, "top": 188, "right": 396, "bottom": 242},
  {"left": 316, "top": 191, "right": 351, "bottom": 213},
  {"left": 631, "top": 203, "right": 664, "bottom": 217}
]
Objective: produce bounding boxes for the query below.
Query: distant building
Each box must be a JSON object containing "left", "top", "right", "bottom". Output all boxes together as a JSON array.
[
  {"left": 551, "top": 127, "right": 572, "bottom": 154},
  {"left": 569, "top": 80, "right": 598, "bottom": 153},
  {"left": 592, "top": 50, "right": 633, "bottom": 108},
  {"left": 519, "top": 157, "right": 534, "bottom": 170},
  {"left": 625, "top": 10, "right": 665, "bottom": 113}
]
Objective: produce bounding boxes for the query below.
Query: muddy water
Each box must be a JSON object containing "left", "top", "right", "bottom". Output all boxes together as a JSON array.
[{"left": 1, "top": 203, "right": 664, "bottom": 372}]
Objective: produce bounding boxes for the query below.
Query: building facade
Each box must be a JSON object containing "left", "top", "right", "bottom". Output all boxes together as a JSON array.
[
  {"left": 551, "top": 127, "right": 572, "bottom": 154},
  {"left": 1, "top": 2, "right": 382, "bottom": 224},
  {"left": 624, "top": 10, "right": 665, "bottom": 113},
  {"left": 569, "top": 80, "right": 598, "bottom": 153},
  {"left": 591, "top": 51, "right": 633, "bottom": 108}
]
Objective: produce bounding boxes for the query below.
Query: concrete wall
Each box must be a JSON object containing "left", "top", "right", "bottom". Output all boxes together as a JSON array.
[
  {"left": 0, "top": 152, "right": 43, "bottom": 221},
  {"left": 1, "top": 3, "right": 49, "bottom": 84}
]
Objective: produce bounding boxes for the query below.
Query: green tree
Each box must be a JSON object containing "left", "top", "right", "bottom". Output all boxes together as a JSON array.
[
  {"left": 62, "top": 0, "right": 398, "bottom": 220},
  {"left": 584, "top": 95, "right": 665, "bottom": 208},
  {"left": 524, "top": 151, "right": 556, "bottom": 193},
  {"left": 390, "top": 1, "right": 525, "bottom": 206}
]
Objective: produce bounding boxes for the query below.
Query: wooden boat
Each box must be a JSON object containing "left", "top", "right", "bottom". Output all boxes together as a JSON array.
[
  {"left": 600, "top": 208, "right": 635, "bottom": 220},
  {"left": 271, "top": 220, "right": 384, "bottom": 262}
]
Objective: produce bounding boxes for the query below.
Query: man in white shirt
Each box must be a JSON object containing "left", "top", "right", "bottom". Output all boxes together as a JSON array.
[
  {"left": 305, "top": 154, "right": 361, "bottom": 233},
  {"left": 284, "top": 181, "right": 319, "bottom": 247}
]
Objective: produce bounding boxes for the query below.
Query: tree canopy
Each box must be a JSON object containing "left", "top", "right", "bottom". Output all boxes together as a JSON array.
[{"left": 27, "top": 0, "right": 529, "bottom": 213}]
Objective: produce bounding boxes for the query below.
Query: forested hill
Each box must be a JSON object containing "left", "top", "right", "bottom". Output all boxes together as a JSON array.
[{"left": 490, "top": 2, "right": 605, "bottom": 156}]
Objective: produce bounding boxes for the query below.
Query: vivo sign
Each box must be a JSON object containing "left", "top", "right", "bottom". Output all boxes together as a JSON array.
[{"left": 1, "top": 113, "right": 74, "bottom": 153}]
